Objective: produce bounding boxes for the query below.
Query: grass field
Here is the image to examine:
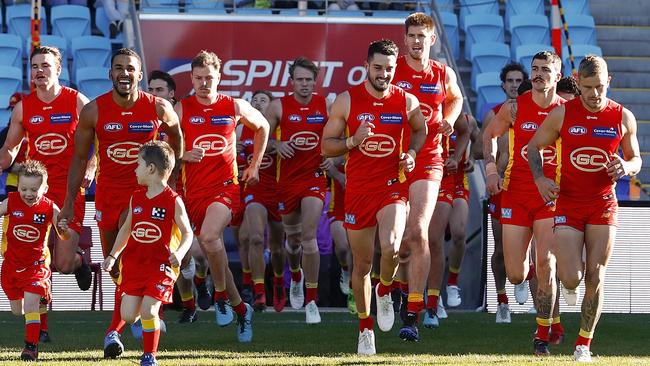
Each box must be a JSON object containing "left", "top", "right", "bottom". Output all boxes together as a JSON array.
[{"left": 0, "top": 310, "right": 649, "bottom": 365}]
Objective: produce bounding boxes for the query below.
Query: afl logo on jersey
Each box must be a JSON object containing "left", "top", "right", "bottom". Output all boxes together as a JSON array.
[
  {"left": 569, "top": 126, "right": 588, "bottom": 136},
  {"left": 570, "top": 146, "right": 608, "bottom": 172},
  {"left": 12, "top": 211, "right": 24, "bottom": 218},
  {"left": 131, "top": 221, "right": 162, "bottom": 244},
  {"left": 357, "top": 113, "right": 375, "bottom": 123},
  {"left": 30, "top": 115, "right": 45, "bottom": 124},
  {"left": 288, "top": 114, "right": 302, "bottom": 122},
  {"left": 360, "top": 134, "right": 396, "bottom": 158},
  {"left": 521, "top": 122, "right": 538, "bottom": 131},
  {"left": 395, "top": 81, "right": 413, "bottom": 90},
  {"left": 13, "top": 224, "right": 41, "bottom": 243},
  {"left": 133, "top": 206, "right": 143, "bottom": 214},
  {"left": 289, "top": 131, "right": 319, "bottom": 151},
  {"left": 107, "top": 141, "right": 141, "bottom": 164},
  {"left": 189, "top": 116, "right": 205, "bottom": 124},
  {"left": 193, "top": 134, "right": 228, "bottom": 156},
  {"left": 104, "top": 122, "right": 123, "bottom": 132},
  {"left": 35, "top": 133, "right": 68, "bottom": 155}
]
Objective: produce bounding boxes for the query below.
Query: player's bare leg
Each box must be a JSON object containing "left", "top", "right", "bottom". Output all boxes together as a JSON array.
[
  {"left": 268, "top": 220, "right": 286, "bottom": 312},
  {"left": 491, "top": 217, "right": 511, "bottom": 323},
  {"left": 348, "top": 226, "right": 377, "bottom": 354},
  {"left": 300, "top": 197, "right": 324, "bottom": 323},
  {"left": 233, "top": 226, "right": 253, "bottom": 304},
  {"left": 241, "top": 203, "right": 270, "bottom": 311},
  {"left": 282, "top": 210, "right": 304, "bottom": 309},
  {"left": 424, "top": 201, "right": 451, "bottom": 328},
  {"left": 446, "top": 198, "right": 469, "bottom": 308},
  {"left": 532, "top": 218, "right": 559, "bottom": 350}
]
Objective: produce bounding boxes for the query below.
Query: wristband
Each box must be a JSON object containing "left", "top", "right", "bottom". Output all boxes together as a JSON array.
[
  {"left": 107, "top": 254, "right": 116, "bottom": 260},
  {"left": 407, "top": 149, "right": 417, "bottom": 159},
  {"left": 485, "top": 162, "right": 498, "bottom": 176},
  {"left": 345, "top": 136, "right": 357, "bottom": 150}
]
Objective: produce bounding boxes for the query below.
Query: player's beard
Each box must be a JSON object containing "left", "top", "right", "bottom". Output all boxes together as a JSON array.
[{"left": 369, "top": 77, "right": 389, "bottom": 92}]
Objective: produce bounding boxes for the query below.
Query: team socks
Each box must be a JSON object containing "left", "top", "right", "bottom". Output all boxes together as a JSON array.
[
  {"left": 535, "top": 317, "right": 552, "bottom": 341},
  {"left": 25, "top": 312, "right": 41, "bottom": 345},
  {"left": 426, "top": 288, "right": 440, "bottom": 310},
  {"left": 576, "top": 329, "right": 593, "bottom": 348},
  {"left": 107, "top": 287, "right": 126, "bottom": 335},
  {"left": 142, "top": 317, "right": 160, "bottom": 354},
  {"left": 305, "top": 282, "right": 318, "bottom": 304},
  {"left": 497, "top": 289, "right": 509, "bottom": 304},
  {"left": 448, "top": 267, "right": 460, "bottom": 286}
]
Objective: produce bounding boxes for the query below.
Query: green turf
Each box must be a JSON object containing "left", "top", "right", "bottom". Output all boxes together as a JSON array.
[{"left": 0, "top": 311, "right": 648, "bottom": 365}]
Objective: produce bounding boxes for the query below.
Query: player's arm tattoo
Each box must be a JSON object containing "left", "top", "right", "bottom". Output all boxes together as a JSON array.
[
  {"left": 580, "top": 288, "right": 603, "bottom": 332},
  {"left": 528, "top": 146, "right": 545, "bottom": 180},
  {"left": 536, "top": 287, "right": 553, "bottom": 320}
]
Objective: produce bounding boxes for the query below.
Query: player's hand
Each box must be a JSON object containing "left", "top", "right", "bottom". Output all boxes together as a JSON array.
[
  {"left": 444, "top": 157, "right": 459, "bottom": 175},
  {"left": 182, "top": 147, "right": 205, "bottom": 163},
  {"left": 534, "top": 176, "right": 560, "bottom": 204},
  {"left": 277, "top": 141, "right": 295, "bottom": 159},
  {"left": 102, "top": 255, "right": 116, "bottom": 272},
  {"left": 241, "top": 166, "right": 259, "bottom": 186},
  {"left": 169, "top": 251, "right": 182, "bottom": 268},
  {"left": 399, "top": 152, "right": 416, "bottom": 173},
  {"left": 439, "top": 119, "right": 454, "bottom": 137},
  {"left": 486, "top": 172, "right": 503, "bottom": 195},
  {"left": 352, "top": 121, "right": 375, "bottom": 146},
  {"left": 606, "top": 154, "right": 628, "bottom": 181},
  {"left": 464, "top": 158, "right": 475, "bottom": 173},
  {"left": 59, "top": 202, "right": 74, "bottom": 226},
  {"left": 57, "top": 218, "right": 69, "bottom": 232},
  {"left": 320, "top": 158, "right": 335, "bottom": 172}
]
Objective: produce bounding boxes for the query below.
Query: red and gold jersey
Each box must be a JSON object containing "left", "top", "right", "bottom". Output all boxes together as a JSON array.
[
  {"left": 95, "top": 91, "right": 160, "bottom": 189},
  {"left": 558, "top": 98, "right": 623, "bottom": 202},
  {"left": 1, "top": 192, "right": 53, "bottom": 268},
  {"left": 441, "top": 115, "right": 469, "bottom": 177},
  {"left": 120, "top": 186, "right": 181, "bottom": 278},
  {"left": 346, "top": 84, "right": 409, "bottom": 193},
  {"left": 180, "top": 94, "right": 238, "bottom": 199},
  {"left": 21, "top": 87, "right": 79, "bottom": 186},
  {"left": 240, "top": 124, "right": 277, "bottom": 194},
  {"left": 393, "top": 56, "right": 446, "bottom": 158},
  {"left": 276, "top": 94, "right": 328, "bottom": 184},
  {"left": 503, "top": 92, "right": 565, "bottom": 193}
]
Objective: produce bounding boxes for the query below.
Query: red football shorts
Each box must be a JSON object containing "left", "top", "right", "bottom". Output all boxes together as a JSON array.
[
  {"left": 488, "top": 191, "right": 502, "bottom": 221},
  {"left": 1, "top": 261, "right": 51, "bottom": 300},
  {"left": 437, "top": 173, "right": 469, "bottom": 205},
  {"left": 120, "top": 268, "right": 176, "bottom": 304},
  {"left": 554, "top": 196, "right": 618, "bottom": 231},
  {"left": 500, "top": 189, "right": 554, "bottom": 227},
  {"left": 407, "top": 153, "right": 444, "bottom": 184},
  {"left": 186, "top": 183, "right": 241, "bottom": 235},
  {"left": 242, "top": 186, "right": 281, "bottom": 223},
  {"left": 47, "top": 187, "right": 85, "bottom": 234},
  {"left": 277, "top": 177, "right": 327, "bottom": 215},
  {"left": 95, "top": 184, "right": 138, "bottom": 232},
  {"left": 344, "top": 184, "right": 408, "bottom": 230}
]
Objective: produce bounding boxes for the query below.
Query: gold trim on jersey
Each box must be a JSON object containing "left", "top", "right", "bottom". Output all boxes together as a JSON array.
[
  {"left": 554, "top": 137, "right": 562, "bottom": 187},
  {"left": 502, "top": 128, "right": 515, "bottom": 190}
]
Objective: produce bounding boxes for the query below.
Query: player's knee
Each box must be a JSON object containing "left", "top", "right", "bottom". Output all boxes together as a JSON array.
[
  {"left": 583, "top": 269, "right": 604, "bottom": 289},
  {"left": 302, "top": 239, "right": 319, "bottom": 255},
  {"left": 352, "top": 260, "right": 372, "bottom": 277},
  {"left": 248, "top": 233, "right": 265, "bottom": 248},
  {"left": 121, "top": 310, "right": 138, "bottom": 324},
  {"left": 198, "top": 232, "right": 219, "bottom": 246},
  {"left": 507, "top": 272, "right": 525, "bottom": 285},
  {"left": 450, "top": 228, "right": 466, "bottom": 244}
]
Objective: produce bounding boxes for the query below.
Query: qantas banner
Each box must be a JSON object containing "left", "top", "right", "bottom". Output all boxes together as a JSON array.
[{"left": 139, "top": 15, "right": 405, "bottom": 101}]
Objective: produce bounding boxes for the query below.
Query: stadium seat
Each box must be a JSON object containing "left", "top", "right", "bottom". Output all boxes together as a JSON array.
[
  {"left": 185, "top": 0, "right": 226, "bottom": 14},
  {"left": 563, "top": 14, "right": 597, "bottom": 46},
  {"left": 234, "top": 8, "right": 274, "bottom": 15},
  {"left": 6, "top": 5, "right": 47, "bottom": 43},
  {"left": 141, "top": 0, "right": 181, "bottom": 13},
  {"left": 25, "top": 35, "right": 69, "bottom": 68},
  {"left": 95, "top": 6, "right": 125, "bottom": 44},
  {"left": 0, "top": 34, "right": 23, "bottom": 68},
  {"left": 508, "top": 15, "right": 550, "bottom": 58},
  {"left": 474, "top": 72, "right": 506, "bottom": 121},
  {"left": 327, "top": 10, "right": 366, "bottom": 17},
  {"left": 515, "top": 44, "right": 556, "bottom": 73},
  {"left": 459, "top": 0, "right": 499, "bottom": 30},
  {"left": 434, "top": 0, "right": 455, "bottom": 12},
  {"left": 0, "top": 66, "right": 23, "bottom": 98},
  {"left": 76, "top": 67, "right": 111, "bottom": 100},
  {"left": 505, "top": 0, "right": 544, "bottom": 29},
  {"left": 279, "top": 9, "right": 319, "bottom": 16},
  {"left": 561, "top": 0, "right": 590, "bottom": 15},
  {"left": 562, "top": 44, "right": 603, "bottom": 75},
  {"left": 51, "top": 5, "right": 91, "bottom": 48},
  {"left": 440, "top": 11, "right": 460, "bottom": 61},
  {"left": 470, "top": 42, "right": 510, "bottom": 90},
  {"left": 463, "top": 14, "right": 504, "bottom": 60},
  {"left": 71, "top": 36, "right": 112, "bottom": 69},
  {"left": 0, "top": 109, "right": 11, "bottom": 128}
]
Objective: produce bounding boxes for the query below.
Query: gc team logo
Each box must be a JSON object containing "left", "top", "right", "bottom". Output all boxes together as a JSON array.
[
  {"left": 107, "top": 141, "right": 140, "bottom": 164},
  {"left": 570, "top": 146, "right": 608, "bottom": 172},
  {"left": 131, "top": 221, "right": 162, "bottom": 244},
  {"left": 520, "top": 144, "right": 557, "bottom": 165},
  {"left": 193, "top": 134, "right": 228, "bottom": 156},
  {"left": 35, "top": 133, "right": 68, "bottom": 155},
  {"left": 289, "top": 131, "right": 319, "bottom": 151},
  {"left": 359, "top": 134, "right": 396, "bottom": 158},
  {"left": 13, "top": 224, "right": 41, "bottom": 242}
]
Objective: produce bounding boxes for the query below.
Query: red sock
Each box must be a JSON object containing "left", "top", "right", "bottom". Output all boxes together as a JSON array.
[
  {"left": 40, "top": 313, "right": 48, "bottom": 331},
  {"left": 497, "top": 293, "right": 509, "bottom": 305},
  {"left": 254, "top": 282, "right": 265, "bottom": 295},
  {"left": 232, "top": 301, "right": 246, "bottom": 316},
  {"left": 426, "top": 294, "right": 439, "bottom": 310},
  {"left": 306, "top": 287, "right": 318, "bottom": 304},
  {"left": 143, "top": 327, "right": 160, "bottom": 354},
  {"left": 273, "top": 275, "right": 283, "bottom": 286},
  {"left": 448, "top": 273, "right": 459, "bottom": 286},
  {"left": 551, "top": 321, "right": 564, "bottom": 335},
  {"left": 376, "top": 282, "right": 392, "bottom": 297},
  {"left": 291, "top": 269, "right": 302, "bottom": 283},
  {"left": 25, "top": 313, "right": 40, "bottom": 344},
  {"left": 536, "top": 318, "right": 551, "bottom": 342},
  {"left": 242, "top": 271, "right": 252, "bottom": 286},
  {"left": 182, "top": 298, "right": 196, "bottom": 310},
  {"left": 193, "top": 275, "right": 206, "bottom": 286},
  {"left": 407, "top": 299, "right": 425, "bottom": 313},
  {"left": 526, "top": 263, "right": 536, "bottom": 281},
  {"left": 213, "top": 289, "right": 228, "bottom": 302},
  {"left": 575, "top": 335, "right": 592, "bottom": 348},
  {"left": 359, "top": 316, "right": 374, "bottom": 332},
  {"left": 106, "top": 287, "right": 125, "bottom": 335},
  {"left": 400, "top": 282, "right": 409, "bottom": 295}
]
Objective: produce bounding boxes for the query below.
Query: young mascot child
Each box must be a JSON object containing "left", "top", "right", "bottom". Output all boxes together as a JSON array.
[
  {"left": 103, "top": 141, "right": 193, "bottom": 366},
  {"left": 0, "top": 160, "right": 72, "bottom": 361}
]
